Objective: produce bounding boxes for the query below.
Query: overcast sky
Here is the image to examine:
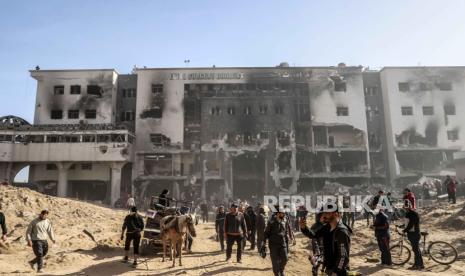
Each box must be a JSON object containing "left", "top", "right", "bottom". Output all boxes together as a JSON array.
[{"left": 2, "top": 0, "right": 465, "bottom": 180}]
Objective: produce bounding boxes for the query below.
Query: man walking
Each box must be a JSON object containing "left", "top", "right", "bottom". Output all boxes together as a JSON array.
[
  {"left": 215, "top": 206, "right": 226, "bottom": 251},
  {"left": 264, "top": 206, "right": 289, "bottom": 276},
  {"left": 256, "top": 207, "right": 267, "bottom": 252},
  {"left": 447, "top": 176, "right": 457, "bottom": 204},
  {"left": 200, "top": 200, "right": 209, "bottom": 223},
  {"left": 26, "top": 210, "right": 56, "bottom": 273},
  {"left": 403, "top": 201, "right": 424, "bottom": 270},
  {"left": 373, "top": 209, "right": 392, "bottom": 266},
  {"left": 121, "top": 206, "right": 145, "bottom": 267},
  {"left": 245, "top": 206, "right": 257, "bottom": 250},
  {"left": 224, "top": 203, "right": 247, "bottom": 263}
]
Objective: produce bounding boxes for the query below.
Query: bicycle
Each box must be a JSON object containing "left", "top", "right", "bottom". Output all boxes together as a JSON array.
[{"left": 390, "top": 225, "right": 458, "bottom": 265}]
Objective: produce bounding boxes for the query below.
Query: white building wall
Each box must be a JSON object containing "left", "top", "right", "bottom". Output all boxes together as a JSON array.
[
  {"left": 31, "top": 70, "right": 118, "bottom": 125},
  {"left": 31, "top": 163, "right": 110, "bottom": 182},
  {"left": 380, "top": 67, "right": 465, "bottom": 180}
]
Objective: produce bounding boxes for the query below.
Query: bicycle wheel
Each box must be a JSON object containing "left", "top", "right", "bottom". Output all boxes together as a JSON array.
[
  {"left": 390, "top": 244, "right": 411, "bottom": 265},
  {"left": 428, "top": 241, "right": 458, "bottom": 265}
]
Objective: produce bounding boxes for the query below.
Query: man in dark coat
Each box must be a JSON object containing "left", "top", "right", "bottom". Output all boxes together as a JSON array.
[
  {"left": 121, "top": 206, "right": 145, "bottom": 267},
  {"left": 373, "top": 209, "right": 392, "bottom": 266},
  {"left": 245, "top": 206, "right": 257, "bottom": 250},
  {"left": 300, "top": 202, "right": 352, "bottom": 276},
  {"left": 256, "top": 207, "right": 267, "bottom": 252},
  {"left": 215, "top": 206, "right": 226, "bottom": 251},
  {"left": 264, "top": 206, "right": 289, "bottom": 276}
]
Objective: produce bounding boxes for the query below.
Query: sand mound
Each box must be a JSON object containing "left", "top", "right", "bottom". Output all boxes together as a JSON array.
[{"left": 0, "top": 185, "right": 126, "bottom": 253}]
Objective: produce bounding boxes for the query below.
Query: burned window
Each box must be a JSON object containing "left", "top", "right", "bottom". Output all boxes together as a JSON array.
[
  {"left": 81, "top": 163, "right": 92, "bottom": 170},
  {"left": 152, "top": 84, "right": 163, "bottom": 94},
  {"left": 243, "top": 106, "right": 252, "bottom": 115},
  {"left": 422, "top": 106, "right": 434, "bottom": 116},
  {"left": 227, "top": 106, "right": 236, "bottom": 115},
  {"left": 336, "top": 107, "right": 349, "bottom": 116},
  {"left": 334, "top": 81, "right": 347, "bottom": 92},
  {"left": 82, "top": 135, "right": 96, "bottom": 142},
  {"left": 51, "top": 110, "right": 63, "bottom": 119},
  {"left": 259, "top": 131, "right": 270, "bottom": 139},
  {"left": 69, "top": 164, "right": 76, "bottom": 170},
  {"left": 259, "top": 104, "right": 268, "bottom": 114},
  {"left": 121, "top": 111, "right": 135, "bottom": 121},
  {"left": 365, "top": 86, "right": 378, "bottom": 96},
  {"left": 419, "top": 82, "right": 431, "bottom": 91},
  {"left": 46, "top": 164, "right": 57, "bottom": 170},
  {"left": 150, "top": 133, "right": 171, "bottom": 147},
  {"left": 63, "top": 136, "right": 79, "bottom": 143},
  {"left": 54, "top": 85, "right": 64, "bottom": 95},
  {"left": 140, "top": 108, "right": 162, "bottom": 119},
  {"left": 398, "top": 82, "right": 410, "bottom": 92},
  {"left": 70, "top": 85, "right": 81, "bottom": 94},
  {"left": 298, "top": 103, "right": 310, "bottom": 121},
  {"left": 447, "top": 130, "right": 459, "bottom": 141},
  {"left": 97, "top": 135, "right": 110, "bottom": 143},
  {"left": 68, "top": 109, "right": 79, "bottom": 119},
  {"left": 437, "top": 82, "right": 452, "bottom": 91},
  {"left": 87, "top": 85, "right": 103, "bottom": 96},
  {"left": 401, "top": 106, "right": 413, "bottom": 116},
  {"left": 444, "top": 104, "right": 456, "bottom": 115},
  {"left": 85, "top": 109, "right": 97, "bottom": 119},
  {"left": 123, "top": 88, "right": 137, "bottom": 98},
  {"left": 275, "top": 105, "right": 284, "bottom": 115},
  {"left": 210, "top": 106, "right": 221, "bottom": 116}
]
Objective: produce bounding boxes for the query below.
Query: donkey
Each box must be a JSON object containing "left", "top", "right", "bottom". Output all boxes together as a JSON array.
[{"left": 160, "top": 214, "right": 196, "bottom": 267}]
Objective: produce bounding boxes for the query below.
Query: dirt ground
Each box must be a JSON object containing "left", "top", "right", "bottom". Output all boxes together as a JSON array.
[{"left": 0, "top": 186, "right": 464, "bottom": 276}]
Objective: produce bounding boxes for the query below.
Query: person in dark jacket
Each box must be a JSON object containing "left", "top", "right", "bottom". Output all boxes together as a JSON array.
[
  {"left": 224, "top": 203, "right": 247, "bottom": 263},
  {"left": 158, "top": 189, "right": 170, "bottom": 207},
  {"left": 121, "top": 206, "right": 145, "bottom": 267},
  {"left": 300, "top": 202, "right": 352, "bottom": 276},
  {"left": 402, "top": 200, "right": 424, "bottom": 270},
  {"left": 200, "top": 201, "right": 209, "bottom": 223},
  {"left": 256, "top": 207, "right": 267, "bottom": 252},
  {"left": 264, "top": 206, "right": 289, "bottom": 276},
  {"left": 0, "top": 211, "right": 7, "bottom": 242},
  {"left": 245, "top": 206, "right": 257, "bottom": 250},
  {"left": 215, "top": 206, "right": 226, "bottom": 251},
  {"left": 373, "top": 209, "right": 392, "bottom": 266}
]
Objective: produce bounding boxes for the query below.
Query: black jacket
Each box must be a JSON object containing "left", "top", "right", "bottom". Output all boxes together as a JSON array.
[
  {"left": 256, "top": 213, "right": 266, "bottom": 239},
  {"left": 245, "top": 210, "right": 256, "bottom": 231},
  {"left": 0, "top": 212, "right": 6, "bottom": 235},
  {"left": 122, "top": 213, "right": 145, "bottom": 233},
  {"left": 264, "top": 217, "right": 288, "bottom": 247},
  {"left": 158, "top": 194, "right": 170, "bottom": 207},
  {"left": 301, "top": 220, "right": 352, "bottom": 274},
  {"left": 404, "top": 210, "right": 420, "bottom": 234},
  {"left": 224, "top": 212, "right": 247, "bottom": 236},
  {"left": 373, "top": 211, "right": 390, "bottom": 238},
  {"left": 215, "top": 212, "right": 226, "bottom": 233}
]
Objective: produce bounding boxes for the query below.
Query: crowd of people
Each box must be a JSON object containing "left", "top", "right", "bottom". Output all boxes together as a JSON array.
[{"left": 0, "top": 177, "right": 460, "bottom": 274}]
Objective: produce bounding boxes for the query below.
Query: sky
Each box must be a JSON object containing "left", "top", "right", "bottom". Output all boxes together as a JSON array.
[{"left": 1, "top": 0, "right": 465, "bottom": 180}]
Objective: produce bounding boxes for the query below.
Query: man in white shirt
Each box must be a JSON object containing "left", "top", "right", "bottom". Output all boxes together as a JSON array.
[{"left": 26, "top": 210, "right": 56, "bottom": 273}]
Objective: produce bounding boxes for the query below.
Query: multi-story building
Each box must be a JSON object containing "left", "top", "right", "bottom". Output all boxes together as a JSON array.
[
  {"left": 133, "top": 64, "right": 370, "bottom": 203},
  {"left": 380, "top": 67, "right": 465, "bottom": 185},
  {"left": 0, "top": 64, "right": 463, "bottom": 206}
]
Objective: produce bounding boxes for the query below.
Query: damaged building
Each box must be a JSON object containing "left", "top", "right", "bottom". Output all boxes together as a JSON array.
[
  {"left": 0, "top": 65, "right": 463, "bottom": 205},
  {"left": 380, "top": 67, "right": 465, "bottom": 185},
  {"left": 133, "top": 64, "right": 370, "bottom": 202}
]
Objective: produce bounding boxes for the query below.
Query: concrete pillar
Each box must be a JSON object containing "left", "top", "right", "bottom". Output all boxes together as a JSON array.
[
  {"left": 56, "top": 162, "right": 73, "bottom": 197},
  {"left": 110, "top": 162, "right": 125, "bottom": 207}
]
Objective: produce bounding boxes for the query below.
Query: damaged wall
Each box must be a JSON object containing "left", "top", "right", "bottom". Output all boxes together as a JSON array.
[
  {"left": 380, "top": 67, "right": 465, "bottom": 180},
  {"left": 31, "top": 70, "right": 118, "bottom": 125}
]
